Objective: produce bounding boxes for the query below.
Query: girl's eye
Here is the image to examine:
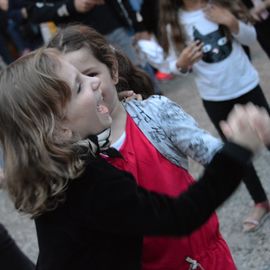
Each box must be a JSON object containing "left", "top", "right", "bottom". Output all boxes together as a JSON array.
[
  {"left": 203, "top": 44, "right": 212, "bottom": 53},
  {"left": 87, "top": 72, "right": 98, "bottom": 77},
  {"left": 217, "top": 37, "right": 227, "bottom": 46},
  {"left": 77, "top": 83, "right": 82, "bottom": 94}
]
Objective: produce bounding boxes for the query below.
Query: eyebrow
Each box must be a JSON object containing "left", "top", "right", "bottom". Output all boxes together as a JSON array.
[{"left": 81, "top": 68, "right": 93, "bottom": 74}]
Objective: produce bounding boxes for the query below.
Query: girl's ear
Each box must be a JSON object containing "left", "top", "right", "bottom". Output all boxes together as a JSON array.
[
  {"left": 55, "top": 126, "right": 73, "bottom": 143},
  {"left": 62, "top": 128, "right": 73, "bottom": 140},
  {"left": 111, "top": 59, "right": 119, "bottom": 85}
]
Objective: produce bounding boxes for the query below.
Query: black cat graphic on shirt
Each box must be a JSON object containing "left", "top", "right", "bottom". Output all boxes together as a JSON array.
[{"left": 193, "top": 25, "right": 232, "bottom": 63}]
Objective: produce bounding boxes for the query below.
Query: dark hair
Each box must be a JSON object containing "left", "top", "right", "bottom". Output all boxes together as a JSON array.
[{"left": 48, "top": 24, "right": 154, "bottom": 99}]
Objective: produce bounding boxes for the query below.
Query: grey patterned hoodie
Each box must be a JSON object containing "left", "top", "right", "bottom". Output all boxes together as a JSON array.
[{"left": 124, "top": 95, "right": 223, "bottom": 170}]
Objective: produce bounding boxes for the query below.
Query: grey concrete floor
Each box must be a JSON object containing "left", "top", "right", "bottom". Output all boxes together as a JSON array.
[{"left": 1, "top": 42, "right": 270, "bottom": 269}]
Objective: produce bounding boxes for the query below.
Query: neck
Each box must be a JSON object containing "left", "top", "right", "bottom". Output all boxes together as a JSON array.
[
  {"left": 182, "top": 0, "right": 207, "bottom": 11},
  {"left": 110, "top": 101, "right": 127, "bottom": 144}
]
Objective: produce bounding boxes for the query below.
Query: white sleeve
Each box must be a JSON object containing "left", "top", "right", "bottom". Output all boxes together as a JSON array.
[
  {"left": 137, "top": 38, "right": 186, "bottom": 75},
  {"left": 232, "top": 21, "right": 257, "bottom": 46},
  {"left": 146, "top": 96, "right": 224, "bottom": 165}
]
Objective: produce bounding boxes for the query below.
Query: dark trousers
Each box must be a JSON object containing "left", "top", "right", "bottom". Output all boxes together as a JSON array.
[
  {"left": 256, "top": 16, "right": 270, "bottom": 59},
  {"left": 202, "top": 85, "right": 269, "bottom": 203},
  {"left": 242, "top": 0, "right": 270, "bottom": 58},
  {"left": 0, "top": 223, "right": 35, "bottom": 270}
]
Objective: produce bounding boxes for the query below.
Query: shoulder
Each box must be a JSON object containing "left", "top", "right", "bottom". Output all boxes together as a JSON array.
[
  {"left": 126, "top": 95, "right": 177, "bottom": 109},
  {"left": 125, "top": 95, "right": 195, "bottom": 124},
  {"left": 125, "top": 95, "right": 191, "bottom": 117}
]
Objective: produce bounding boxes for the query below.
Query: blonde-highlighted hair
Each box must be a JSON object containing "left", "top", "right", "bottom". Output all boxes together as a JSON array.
[{"left": 0, "top": 48, "right": 87, "bottom": 217}]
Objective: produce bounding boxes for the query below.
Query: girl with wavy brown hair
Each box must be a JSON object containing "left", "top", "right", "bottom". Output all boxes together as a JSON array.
[{"left": 138, "top": 0, "right": 270, "bottom": 233}]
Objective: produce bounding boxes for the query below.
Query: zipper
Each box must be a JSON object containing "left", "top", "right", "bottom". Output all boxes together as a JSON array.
[{"left": 185, "top": 257, "right": 205, "bottom": 270}]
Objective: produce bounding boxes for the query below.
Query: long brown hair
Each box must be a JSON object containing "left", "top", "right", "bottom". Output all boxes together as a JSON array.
[
  {"left": 48, "top": 24, "right": 154, "bottom": 99},
  {"left": 158, "top": 0, "right": 253, "bottom": 54},
  {"left": 0, "top": 48, "right": 86, "bottom": 217}
]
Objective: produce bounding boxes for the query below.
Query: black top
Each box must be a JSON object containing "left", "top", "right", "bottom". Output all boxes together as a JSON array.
[
  {"left": 242, "top": 0, "right": 254, "bottom": 9},
  {"left": 35, "top": 142, "right": 251, "bottom": 270},
  {"left": 27, "top": 0, "right": 145, "bottom": 34},
  {"left": 0, "top": 224, "right": 35, "bottom": 270}
]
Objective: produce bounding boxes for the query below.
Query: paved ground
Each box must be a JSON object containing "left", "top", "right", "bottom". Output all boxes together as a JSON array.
[{"left": 1, "top": 41, "right": 270, "bottom": 269}]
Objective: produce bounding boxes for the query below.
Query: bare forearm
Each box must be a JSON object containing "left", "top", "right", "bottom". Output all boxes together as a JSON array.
[{"left": 227, "top": 16, "right": 239, "bottom": 34}]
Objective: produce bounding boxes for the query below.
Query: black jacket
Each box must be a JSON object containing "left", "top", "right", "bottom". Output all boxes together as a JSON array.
[
  {"left": 0, "top": 223, "right": 35, "bottom": 270},
  {"left": 35, "top": 142, "right": 251, "bottom": 270},
  {"left": 26, "top": 0, "right": 145, "bottom": 34}
]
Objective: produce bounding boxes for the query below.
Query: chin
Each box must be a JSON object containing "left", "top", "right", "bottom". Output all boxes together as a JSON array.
[{"left": 104, "top": 116, "right": 112, "bottom": 128}]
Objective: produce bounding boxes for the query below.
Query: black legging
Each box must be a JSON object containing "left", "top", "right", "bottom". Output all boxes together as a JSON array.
[
  {"left": 255, "top": 16, "right": 270, "bottom": 59},
  {"left": 242, "top": 0, "right": 270, "bottom": 59},
  {"left": 0, "top": 223, "right": 35, "bottom": 270},
  {"left": 203, "top": 85, "right": 269, "bottom": 204}
]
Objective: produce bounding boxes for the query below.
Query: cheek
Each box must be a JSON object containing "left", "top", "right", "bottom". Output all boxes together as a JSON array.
[{"left": 102, "top": 88, "right": 117, "bottom": 110}]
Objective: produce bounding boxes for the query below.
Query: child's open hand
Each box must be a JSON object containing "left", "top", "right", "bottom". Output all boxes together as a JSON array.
[
  {"left": 176, "top": 40, "right": 203, "bottom": 72},
  {"left": 244, "top": 103, "right": 270, "bottom": 146},
  {"left": 204, "top": 4, "right": 239, "bottom": 34},
  {"left": 220, "top": 104, "right": 269, "bottom": 153}
]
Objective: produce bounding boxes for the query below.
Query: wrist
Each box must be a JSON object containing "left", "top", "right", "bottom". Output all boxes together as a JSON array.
[
  {"left": 228, "top": 16, "right": 239, "bottom": 34},
  {"left": 176, "top": 62, "right": 190, "bottom": 74}
]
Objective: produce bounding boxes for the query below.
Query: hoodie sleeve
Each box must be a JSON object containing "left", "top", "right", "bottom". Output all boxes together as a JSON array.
[{"left": 69, "top": 142, "right": 252, "bottom": 236}]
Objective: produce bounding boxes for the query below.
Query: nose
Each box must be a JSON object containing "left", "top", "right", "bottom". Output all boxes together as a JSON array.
[
  {"left": 213, "top": 48, "right": 219, "bottom": 54},
  {"left": 90, "top": 76, "right": 101, "bottom": 91}
]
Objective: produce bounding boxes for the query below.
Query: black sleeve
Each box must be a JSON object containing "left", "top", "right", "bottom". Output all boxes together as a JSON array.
[
  {"left": 70, "top": 142, "right": 251, "bottom": 236},
  {"left": 26, "top": 0, "right": 78, "bottom": 24},
  {"left": 122, "top": 0, "right": 145, "bottom": 32},
  {"left": 107, "top": 0, "right": 146, "bottom": 33},
  {"left": 141, "top": 0, "right": 159, "bottom": 35},
  {"left": 0, "top": 224, "right": 35, "bottom": 270}
]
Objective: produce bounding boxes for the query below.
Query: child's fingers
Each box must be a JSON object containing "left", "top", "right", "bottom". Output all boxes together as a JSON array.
[
  {"left": 186, "top": 40, "right": 201, "bottom": 52},
  {"left": 219, "top": 121, "right": 233, "bottom": 139},
  {"left": 191, "top": 51, "right": 203, "bottom": 63},
  {"left": 125, "top": 94, "right": 143, "bottom": 102},
  {"left": 135, "top": 94, "right": 143, "bottom": 101},
  {"left": 226, "top": 104, "right": 246, "bottom": 128},
  {"left": 221, "top": 105, "right": 264, "bottom": 152},
  {"left": 118, "top": 90, "right": 135, "bottom": 101},
  {"left": 187, "top": 42, "right": 203, "bottom": 59},
  {"left": 245, "top": 103, "right": 270, "bottom": 144}
]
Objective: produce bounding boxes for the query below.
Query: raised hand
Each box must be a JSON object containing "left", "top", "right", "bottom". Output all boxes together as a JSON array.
[
  {"left": 176, "top": 40, "right": 203, "bottom": 72},
  {"left": 204, "top": 4, "right": 239, "bottom": 34},
  {"left": 243, "top": 103, "right": 270, "bottom": 146},
  {"left": 220, "top": 104, "right": 270, "bottom": 153}
]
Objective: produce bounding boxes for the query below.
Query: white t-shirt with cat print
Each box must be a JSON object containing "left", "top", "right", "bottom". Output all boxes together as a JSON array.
[{"left": 138, "top": 9, "right": 259, "bottom": 101}]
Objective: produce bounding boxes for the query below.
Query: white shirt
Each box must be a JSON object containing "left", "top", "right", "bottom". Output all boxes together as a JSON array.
[{"left": 138, "top": 9, "right": 259, "bottom": 101}]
